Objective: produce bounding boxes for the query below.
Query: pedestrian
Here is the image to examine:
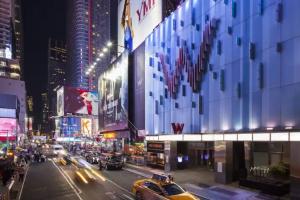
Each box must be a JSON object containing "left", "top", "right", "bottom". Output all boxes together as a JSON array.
[{"left": 18, "top": 165, "right": 25, "bottom": 182}]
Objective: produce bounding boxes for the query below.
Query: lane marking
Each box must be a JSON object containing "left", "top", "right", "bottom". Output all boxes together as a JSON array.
[
  {"left": 51, "top": 160, "right": 83, "bottom": 200},
  {"left": 18, "top": 163, "right": 30, "bottom": 200},
  {"left": 122, "top": 193, "right": 135, "bottom": 200}
]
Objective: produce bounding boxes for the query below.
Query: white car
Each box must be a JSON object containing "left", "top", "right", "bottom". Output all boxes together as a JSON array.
[{"left": 52, "top": 145, "right": 66, "bottom": 156}]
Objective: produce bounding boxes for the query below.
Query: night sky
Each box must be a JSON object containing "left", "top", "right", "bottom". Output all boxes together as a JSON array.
[{"left": 22, "top": 0, "right": 66, "bottom": 127}]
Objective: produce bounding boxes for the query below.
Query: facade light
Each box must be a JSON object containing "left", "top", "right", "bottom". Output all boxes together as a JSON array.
[
  {"left": 99, "top": 53, "right": 104, "bottom": 57},
  {"left": 96, "top": 58, "right": 100, "bottom": 61},
  {"left": 103, "top": 47, "right": 108, "bottom": 52}
]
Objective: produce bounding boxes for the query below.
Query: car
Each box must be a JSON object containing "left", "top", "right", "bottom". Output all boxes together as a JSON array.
[
  {"left": 132, "top": 174, "right": 199, "bottom": 200},
  {"left": 86, "top": 152, "right": 99, "bottom": 164},
  {"left": 51, "top": 144, "right": 66, "bottom": 156},
  {"left": 72, "top": 157, "right": 105, "bottom": 184},
  {"left": 59, "top": 155, "right": 72, "bottom": 165},
  {"left": 99, "top": 153, "right": 123, "bottom": 170}
]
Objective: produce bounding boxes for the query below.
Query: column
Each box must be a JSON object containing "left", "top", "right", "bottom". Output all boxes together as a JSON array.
[{"left": 290, "top": 142, "right": 300, "bottom": 199}]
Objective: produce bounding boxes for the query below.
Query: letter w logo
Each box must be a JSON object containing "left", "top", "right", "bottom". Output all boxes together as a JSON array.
[{"left": 171, "top": 123, "right": 184, "bottom": 134}]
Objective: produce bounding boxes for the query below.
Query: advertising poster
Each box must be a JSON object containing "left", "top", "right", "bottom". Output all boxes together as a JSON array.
[
  {"left": 98, "top": 53, "right": 128, "bottom": 131},
  {"left": 64, "top": 87, "right": 98, "bottom": 116},
  {"left": 60, "top": 117, "right": 80, "bottom": 137},
  {"left": 0, "top": 118, "right": 17, "bottom": 141},
  {"left": 81, "top": 118, "right": 92, "bottom": 136},
  {"left": 118, "top": 0, "right": 162, "bottom": 52}
]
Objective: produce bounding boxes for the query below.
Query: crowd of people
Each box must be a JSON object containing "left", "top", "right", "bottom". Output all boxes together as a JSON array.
[{"left": 0, "top": 145, "right": 46, "bottom": 187}]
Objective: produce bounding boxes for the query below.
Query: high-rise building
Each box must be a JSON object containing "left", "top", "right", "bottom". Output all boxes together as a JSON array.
[
  {"left": 47, "top": 38, "right": 67, "bottom": 117},
  {"left": 66, "top": 0, "right": 117, "bottom": 91},
  {"left": 0, "top": 0, "right": 23, "bottom": 80},
  {"left": 41, "top": 92, "right": 49, "bottom": 133},
  {"left": 12, "top": 0, "right": 24, "bottom": 76},
  {"left": 0, "top": 0, "right": 13, "bottom": 58}
]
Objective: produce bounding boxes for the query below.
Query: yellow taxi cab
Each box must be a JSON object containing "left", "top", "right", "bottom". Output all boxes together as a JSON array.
[
  {"left": 72, "top": 157, "right": 106, "bottom": 184},
  {"left": 132, "top": 174, "right": 199, "bottom": 200}
]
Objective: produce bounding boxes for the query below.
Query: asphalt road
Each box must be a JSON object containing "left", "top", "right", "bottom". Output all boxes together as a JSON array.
[
  {"left": 20, "top": 159, "right": 137, "bottom": 200},
  {"left": 20, "top": 160, "right": 80, "bottom": 200}
]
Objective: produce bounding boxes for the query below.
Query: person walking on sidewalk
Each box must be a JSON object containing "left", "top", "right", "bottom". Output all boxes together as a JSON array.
[{"left": 17, "top": 164, "right": 25, "bottom": 182}]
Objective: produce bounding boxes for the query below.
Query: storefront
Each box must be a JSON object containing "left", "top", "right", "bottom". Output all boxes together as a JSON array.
[{"left": 146, "top": 141, "right": 165, "bottom": 169}]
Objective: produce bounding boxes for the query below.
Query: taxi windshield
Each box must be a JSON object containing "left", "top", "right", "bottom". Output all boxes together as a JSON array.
[{"left": 162, "top": 183, "right": 185, "bottom": 196}]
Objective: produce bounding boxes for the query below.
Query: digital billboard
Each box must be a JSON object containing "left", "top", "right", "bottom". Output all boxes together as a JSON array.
[
  {"left": 81, "top": 118, "right": 92, "bottom": 136},
  {"left": 118, "top": 0, "right": 162, "bottom": 52},
  {"left": 57, "top": 87, "right": 99, "bottom": 116},
  {"left": 0, "top": 118, "right": 17, "bottom": 141},
  {"left": 98, "top": 53, "right": 128, "bottom": 131},
  {"left": 60, "top": 117, "right": 80, "bottom": 137}
]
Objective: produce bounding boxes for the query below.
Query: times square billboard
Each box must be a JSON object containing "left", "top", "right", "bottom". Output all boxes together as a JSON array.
[
  {"left": 98, "top": 53, "right": 128, "bottom": 132},
  {"left": 57, "top": 87, "right": 98, "bottom": 116}
]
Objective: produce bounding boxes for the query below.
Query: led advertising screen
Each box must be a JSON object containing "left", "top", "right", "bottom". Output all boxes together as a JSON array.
[
  {"left": 118, "top": 0, "right": 162, "bottom": 52},
  {"left": 60, "top": 117, "right": 81, "bottom": 137},
  {"left": 58, "top": 87, "right": 99, "bottom": 116},
  {"left": 81, "top": 118, "right": 92, "bottom": 136},
  {"left": 0, "top": 118, "right": 17, "bottom": 141},
  {"left": 98, "top": 53, "right": 128, "bottom": 131}
]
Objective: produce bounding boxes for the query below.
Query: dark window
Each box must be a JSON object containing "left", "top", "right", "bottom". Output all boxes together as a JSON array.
[
  {"left": 162, "top": 184, "right": 185, "bottom": 196},
  {"left": 182, "top": 85, "right": 186, "bottom": 96},
  {"left": 144, "top": 182, "right": 163, "bottom": 194}
]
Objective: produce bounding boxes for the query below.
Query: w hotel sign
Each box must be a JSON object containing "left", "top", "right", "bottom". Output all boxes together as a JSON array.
[{"left": 171, "top": 123, "right": 184, "bottom": 134}]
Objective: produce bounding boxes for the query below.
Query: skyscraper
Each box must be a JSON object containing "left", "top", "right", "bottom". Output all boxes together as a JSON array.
[
  {"left": 47, "top": 38, "right": 67, "bottom": 118},
  {"left": 0, "top": 0, "right": 13, "bottom": 58},
  {"left": 0, "top": 0, "right": 22, "bottom": 79},
  {"left": 12, "top": 0, "right": 24, "bottom": 76},
  {"left": 66, "top": 0, "right": 117, "bottom": 91}
]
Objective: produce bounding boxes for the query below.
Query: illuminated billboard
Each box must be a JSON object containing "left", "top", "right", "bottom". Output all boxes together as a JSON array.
[
  {"left": 118, "top": 0, "right": 162, "bottom": 52},
  {"left": 57, "top": 87, "right": 98, "bottom": 116},
  {"left": 98, "top": 53, "right": 128, "bottom": 131},
  {"left": 0, "top": 118, "right": 17, "bottom": 141},
  {"left": 60, "top": 117, "right": 81, "bottom": 137},
  {"left": 81, "top": 118, "right": 92, "bottom": 136}
]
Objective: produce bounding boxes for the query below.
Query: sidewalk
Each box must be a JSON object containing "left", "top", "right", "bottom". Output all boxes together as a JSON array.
[{"left": 124, "top": 163, "right": 283, "bottom": 200}]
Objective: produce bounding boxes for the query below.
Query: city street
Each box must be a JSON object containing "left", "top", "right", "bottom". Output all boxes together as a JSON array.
[{"left": 20, "top": 159, "right": 136, "bottom": 200}]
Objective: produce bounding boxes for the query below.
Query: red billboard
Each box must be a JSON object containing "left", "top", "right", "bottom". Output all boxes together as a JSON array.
[{"left": 57, "top": 87, "right": 98, "bottom": 116}]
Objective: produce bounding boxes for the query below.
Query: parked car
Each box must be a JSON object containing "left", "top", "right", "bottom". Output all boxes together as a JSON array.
[
  {"left": 99, "top": 153, "right": 123, "bottom": 170},
  {"left": 132, "top": 174, "right": 199, "bottom": 200}
]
